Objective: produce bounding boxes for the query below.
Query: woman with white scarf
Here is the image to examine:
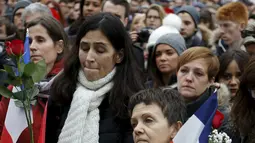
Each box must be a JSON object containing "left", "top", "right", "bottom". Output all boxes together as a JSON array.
[{"left": 45, "top": 13, "right": 145, "bottom": 143}]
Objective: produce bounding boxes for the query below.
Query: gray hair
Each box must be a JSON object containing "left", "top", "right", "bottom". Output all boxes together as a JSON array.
[{"left": 21, "top": 2, "right": 52, "bottom": 25}]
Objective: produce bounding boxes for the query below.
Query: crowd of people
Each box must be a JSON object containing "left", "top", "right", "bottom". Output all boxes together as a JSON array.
[{"left": 0, "top": 0, "right": 255, "bottom": 142}]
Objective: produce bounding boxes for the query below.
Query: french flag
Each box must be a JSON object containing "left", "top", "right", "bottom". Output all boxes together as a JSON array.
[
  {"left": 172, "top": 90, "right": 218, "bottom": 143},
  {"left": 1, "top": 29, "right": 33, "bottom": 143}
]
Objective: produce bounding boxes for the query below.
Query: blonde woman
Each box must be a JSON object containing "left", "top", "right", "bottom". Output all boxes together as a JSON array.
[{"left": 145, "top": 4, "right": 166, "bottom": 29}]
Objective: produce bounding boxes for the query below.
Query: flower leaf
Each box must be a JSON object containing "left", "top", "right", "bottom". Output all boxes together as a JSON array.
[
  {"left": 0, "top": 86, "right": 13, "bottom": 98},
  {"left": 31, "top": 60, "right": 47, "bottom": 83},
  {"left": 22, "top": 76, "right": 34, "bottom": 89},
  {"left": 4, "top": 77, "right": 22, "bottom": 86},
  {"left": 13, "top": 86, "right": 39, "bottom": 101},
  {"left": 19, "top": 62, "right": 26, "bottom": 75},
  {"left": 23, "top": 62, "right": 36, "bottom": 77},
  {"left": 0, "top": 69, "right": 6, "bottom": 73},
  {"left": 23, "top": 60, "right": 46, "bottom": 83},
  {"left": 27, "top": 86, "right": 39, "bottom": 100},
  {"left": 3, "top": 65, "right": 15, "bottom": 77},
  {"left": 13, "top": 90, "right": 26, "bottom": 101}
]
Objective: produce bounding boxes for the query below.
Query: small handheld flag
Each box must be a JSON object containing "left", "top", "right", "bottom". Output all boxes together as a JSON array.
[
  {"left": 23, "top": 28, "right": 30, "bottom": 64},
  {"left": 172, "top": 90, "right": 218, "bottom": 143}
]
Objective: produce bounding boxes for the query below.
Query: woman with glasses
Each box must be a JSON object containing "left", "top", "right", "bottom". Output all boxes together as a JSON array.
[{"left": 145, "top": 4, "right": 165, "bottom": 30}]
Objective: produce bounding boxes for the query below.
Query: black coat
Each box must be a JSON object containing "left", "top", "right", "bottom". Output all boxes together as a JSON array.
[
  {"left": 0, "top": 51, "right": 15, "bottom": 87},
  {"left": 46, "top": 93, "right": 133, "bottom": 143},
  {"left": 185, "top": 88, "right": 213, "bottom": 121}
]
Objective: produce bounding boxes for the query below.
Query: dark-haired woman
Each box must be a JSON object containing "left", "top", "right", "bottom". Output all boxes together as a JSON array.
[
  {"left": 66, "top": 0, "right": 102, "bottom": 44},
  {"left": 230, "top": 57, "right": 255, "bottom": 143},
  {"left": 0, "top": 16, "right": 68, "bottom": 143},
  {"left": 46, "top": 13, "right": 145, "bottom": 143},
  {"left": 147, "top": 33, "right": 186, "bottom": 88},
  {"left": 198, "top": 8, "right": 215, "bottom": 47},
  {"left": 216, "top": 49, "right": 250, "bottom": 96}
]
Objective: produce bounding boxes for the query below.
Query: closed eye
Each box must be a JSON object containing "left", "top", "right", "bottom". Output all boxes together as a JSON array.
[
  {"left": 144, "top": 117, "right": 153, "bottom": 123},
  {"left": 155, "top": 52, "right": 161, "bottom": 57},
  {"left": 80, "top": 42, "right": 90, "bottom": 51},
  {"left": 36, "top": 37, "right": 45, "bottom": 43},
  {"left": 130, "top": 120, "right": 137, "bottom": 129},
  {"left": 195, "top": 72, "right": 204, "bottom": 76},
  {"left": 180, "top": 68, "right": 188, "bottom": 73}
]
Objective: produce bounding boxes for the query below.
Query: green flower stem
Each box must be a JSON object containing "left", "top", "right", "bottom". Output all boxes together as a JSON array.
[
  {"left": 26, "top": 99, "right": 34, "bottom": 143},
  {"left": 17, "top": 56, "right": 21, "bottom": 75},
  {"left": 22, "top": 98, "right": 34, "bottom": 143}
]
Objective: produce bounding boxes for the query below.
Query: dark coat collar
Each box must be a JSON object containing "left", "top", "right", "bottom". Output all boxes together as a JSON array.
[{"left": 185, "top": 88, "right": 214, "bottom": 121}]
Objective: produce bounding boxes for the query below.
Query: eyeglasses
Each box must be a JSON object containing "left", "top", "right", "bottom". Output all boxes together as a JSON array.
[{"left": 147, "top": 15, "right": 160, "bottom": 20}]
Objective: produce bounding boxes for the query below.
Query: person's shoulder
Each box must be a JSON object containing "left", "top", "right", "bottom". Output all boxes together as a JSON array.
[
  {"left": 145, "top": 80, "right": 153, "bottom": 88},
  {"left": 192, "top": 34, "right": 205, "bottom": 47}
]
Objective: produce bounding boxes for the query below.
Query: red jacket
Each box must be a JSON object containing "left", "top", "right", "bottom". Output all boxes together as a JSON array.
[
  {"left": 0, "top": 60, "right": 63, "bottom": 143},
  {"left": 0, "top": 95, "right": 45, "bottom": 143}
]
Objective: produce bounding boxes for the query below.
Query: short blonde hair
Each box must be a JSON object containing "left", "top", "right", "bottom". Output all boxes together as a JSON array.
[
  {"left": 177, "top": 47, "right": 219, "bottom": 80},
  {"left": 145, "top": 4, "right": 166, "bottom": 25},
  {"left": 130, "top": 13, "right": 145, "bottom": 31}
]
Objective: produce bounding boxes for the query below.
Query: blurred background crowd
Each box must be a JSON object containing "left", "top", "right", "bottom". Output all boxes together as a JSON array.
[{"left": 0, "top": 0, "right": 255, "bottom": 142}]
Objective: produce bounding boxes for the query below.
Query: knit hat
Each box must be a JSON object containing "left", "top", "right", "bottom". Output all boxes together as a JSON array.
[
  {"left": 243, "top": 20, "right": 255, "bottom": 45},
  {"left": 12, "top": 0, "right": 32, "bottom": 22},
  {"left": 193, "top": 2, "right": 206, "bottom": 9},
  {"left": 216, "top": 2, "right": 249, "bottom": 26},
  {"left": 146, "top": 25, "right": 179, "bottom": 49},
  {"left": 176, "top": 6, "right": 200, "bottom": 27},
  {"left": 154, "top": 33, "right": 186, "bottom": 55},
  {"left": 163, "top": 13, "right": 182, "bottom": 31}
]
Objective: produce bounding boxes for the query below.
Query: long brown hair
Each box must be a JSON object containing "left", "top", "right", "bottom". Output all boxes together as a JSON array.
[{"left": 231, "top": 57, "right": 255, "bottom": 136}]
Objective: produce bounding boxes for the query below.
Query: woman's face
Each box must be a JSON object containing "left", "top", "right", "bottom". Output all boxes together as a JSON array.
[
  {"left": 79, "top": 30, "right": 118, "bottom": 81},
  {"left": 29, "top": 24, "right": 63, "bottom": 73},
  {"left": 155, "top": 44, "right": 178, "bottom": 74},
  {"left": 73, "top": 3, "right": 80, "bottom": 20},
  {"left": 219, "top": 60, "right": 241, "bottom": 96},
  {"left": 83, "top": 0, "right": 101, "bottom": 17},
  {"left": 131, "top": 103, "right": 177, "bottom": 143},
  {"left": 132, "top": 15, "right": 145, "bottom": 31},
  {"left": 177, "top": 58, "right": 212, "bottom": 101},
  {"left": 146, "top": 9, "right": 161, "bottom": 29}
]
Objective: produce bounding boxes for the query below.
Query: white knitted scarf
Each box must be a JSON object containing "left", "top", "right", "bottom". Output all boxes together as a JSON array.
[{"left": 58, "top": 68, "right": 116, "bottom": 143}]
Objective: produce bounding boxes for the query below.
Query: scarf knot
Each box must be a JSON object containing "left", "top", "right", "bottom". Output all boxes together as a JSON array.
[
  {"left": 78, "top": 68, "right": 116, "bottom": 90},
  {"left": 58, "top": 68, "right": 116, "bottom": 143}
]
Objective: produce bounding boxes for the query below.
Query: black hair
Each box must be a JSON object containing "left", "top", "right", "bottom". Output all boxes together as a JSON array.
[
  {"left": 231, "top": 57, "right": 255, "bottom": 138},
  {"left": 0, "top": 16, "right": 17, "bottom": 38},
  {"left": 216, "top": 49, "right": 249, "bottom": 81},
  {"left": 80, "top": 0, "right": 103, "bottom": 18},
  {"left": 50, "top": 13, "right": 145, "bottom": 118},
  {"left": 102, "top": 0, "right": 130, "bottom": 18},
  {"left": 200, "top": 8, "right": 215, "bottom": 30},
  {"left": 129, "top": 88, "right": 186, "bottom": 125}
]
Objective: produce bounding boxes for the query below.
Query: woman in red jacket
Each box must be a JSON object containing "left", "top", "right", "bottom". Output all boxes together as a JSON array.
[{"left": 0, "top": 15, "right": 68, "bottom": 143}]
